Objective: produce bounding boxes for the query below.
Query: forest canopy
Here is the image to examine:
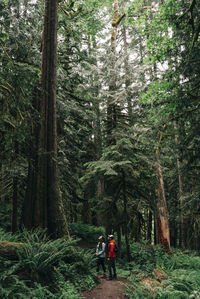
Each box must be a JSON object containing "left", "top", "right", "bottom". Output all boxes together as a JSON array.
[{"left": 1, "top": 0, "right": 200, "bottom": 253}]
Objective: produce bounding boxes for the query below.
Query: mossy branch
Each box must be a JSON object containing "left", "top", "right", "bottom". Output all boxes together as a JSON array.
[{"left": 112, "top": 13, "right": 126, "bottom": 27}]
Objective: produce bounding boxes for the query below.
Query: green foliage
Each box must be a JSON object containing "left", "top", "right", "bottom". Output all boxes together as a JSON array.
[
  {"left": 1, "top": 0, "right": 200, "bottom": 281},
  {"left": 0, "top": 228, "right": 20, "bottom": 242},
  {"left": 130, "top": 242, "right": 168, "bottom": 274},
  {"left": 127, "top": 243, "right": 200, "bottom": 298},
  {"left": 0, "top": 229, "right": 96, "bottom": 298},
  {"left": 0, "top": 0, "right": 42, "bottom": 232},
  {"left": 127, "top": 275, "right": 154, "bottom": 299},
  {"left": 69, "top": 222, "right": 105, "bottom": 242},
  {"left": 0, "top": 273, "right": 55, "bottom": 299},
  {"left": 155, "top": 267, "right": 200, "bottom": 298}
]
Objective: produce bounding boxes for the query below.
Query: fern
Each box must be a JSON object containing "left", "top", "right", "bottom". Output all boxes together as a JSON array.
[
  {"left": 127, "top": 243, "right": 200, "bottom": 298},
  {"left": 0, "top": 228, "right": 20, "bottom": 242},
  {"left": 0, "top": 228, "right": 97, "bottom": 298}
]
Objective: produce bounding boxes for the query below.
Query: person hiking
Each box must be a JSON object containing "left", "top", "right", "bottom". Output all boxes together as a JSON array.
[
  {"left": 96, "top": 236, "right": 106, "bottom": 278},
  {"left": 107, "top": 234, "right": 117, "bottom": 280}
]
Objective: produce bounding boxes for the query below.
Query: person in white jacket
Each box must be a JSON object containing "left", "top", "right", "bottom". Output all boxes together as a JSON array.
[{"left": 96, "top": 235, "right": 106, "bottom": 277}]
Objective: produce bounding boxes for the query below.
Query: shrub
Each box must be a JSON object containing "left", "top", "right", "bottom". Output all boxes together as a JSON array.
[{"left": 68, "top": 223, "right": 105, "bottom": 242}]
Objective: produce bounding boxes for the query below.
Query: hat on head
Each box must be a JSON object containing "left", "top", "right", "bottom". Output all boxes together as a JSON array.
[{"left": 108, "top": 234, "right": 114, "bottom": 238}]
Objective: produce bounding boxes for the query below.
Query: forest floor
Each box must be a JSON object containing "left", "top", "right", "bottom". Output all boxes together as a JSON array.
[{"left": 81, "top": 276, "right": 129, "bottom": 299}]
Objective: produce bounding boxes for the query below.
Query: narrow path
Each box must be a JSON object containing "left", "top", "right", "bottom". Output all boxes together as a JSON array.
[{"left": 81, "top": 277, "right": 129, "bottom": 299}]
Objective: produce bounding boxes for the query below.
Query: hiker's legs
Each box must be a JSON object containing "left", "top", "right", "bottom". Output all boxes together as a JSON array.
[
  {"left": 110, "top": 258, "right": 117, "bottom": 278},
  {"left": 96, "top": 258, "right": 101, "bottom": 273},
  {"left": 108, "top": 259, "right": 112, "bottom": 279},
  {"left": 100, "top": 258, "right": 106, "bottom": 273}
]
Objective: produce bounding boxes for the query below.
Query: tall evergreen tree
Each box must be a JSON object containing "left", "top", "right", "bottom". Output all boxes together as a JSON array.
[{"left": 21, "top": 0, "right": 68, "bottom": 238}]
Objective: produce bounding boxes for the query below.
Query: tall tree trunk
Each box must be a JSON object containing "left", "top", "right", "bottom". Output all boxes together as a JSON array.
[
  {"left": 147, "top": 210, "right": 152, "bottom": 243},
  {"left": 116, "top": 226, "right": 121, "bottom": 256},
  {"left": 122, "top": 26, "right": 133, "bottom": 124},
  {"left": 107, "top": 0, "right": 119, "bottom": 145},
  {"left": 92, "top": 37, "right": 104, "bottom": 224},
  {"left": 22, "top": 0, "right": 69, "bottom": 238},
  {"left": 12, "top": 141, "right": 18, "bottom": 233},
  {"left": 174, "top": 120, "right": 184, "bottom": 248},
  {"left": 154, "top": 213, "right": 157, "bottom": 245},
  {"left": 155, "top": 145, "right": 170, "bottom": 252},
  {"left": 122, "top": 170, "right": 131, "bottom": 262}
]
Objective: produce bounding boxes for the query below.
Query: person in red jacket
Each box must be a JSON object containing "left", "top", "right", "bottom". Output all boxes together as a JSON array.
[{"left": 107, "top": 234, "right": 117, "bottom": 280}]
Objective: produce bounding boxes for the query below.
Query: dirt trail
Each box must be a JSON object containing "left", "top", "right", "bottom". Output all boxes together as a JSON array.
[{"left": 81, "top": 277, "right": 129, "bottom": 299}]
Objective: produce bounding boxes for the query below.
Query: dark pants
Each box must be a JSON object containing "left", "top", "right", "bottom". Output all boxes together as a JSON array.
[
  {"left": 108, "top": 257, "right": 116, "bottom": 278},
  {"left": 97, "top": 257, "right": 106, "bottom": 273}
]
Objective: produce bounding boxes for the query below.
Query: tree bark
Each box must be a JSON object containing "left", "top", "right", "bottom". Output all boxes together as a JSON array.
[
  {"left": 21, "top": 0, "right": 69, "bottom": 238},
  {"left": 116, "top": 226, "right": 121, "bottom": 256},
  {"left": 122, "top": 170, "right": 131, "bottom": 262},
  {"left": 12, "top": 175, "right": 18, "bottom": 233},
  {"left": 147, "top": 210, "right": 152, "bottom": 243},
  {"left": 122, "top": 26, "right": 133, "bottom": 124},
  {"left": 106, "top": 0, "right": 119, "bottom": 145},
  {"left": 174, "top": 120, "right": 184, "bottom": 248},
  {"left": 155, "top": 146, "right": 170, "bottom": 252},
  {"left": 92, "top": 37, "right": 104, "bottom": 224},
  {"left": 11, "top": 141, "right": 19, "bottom": 233}
]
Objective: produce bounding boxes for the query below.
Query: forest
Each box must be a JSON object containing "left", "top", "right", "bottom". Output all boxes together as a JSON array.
[{"left": 0, "top": 0, "right": 200, "bottom": 298}]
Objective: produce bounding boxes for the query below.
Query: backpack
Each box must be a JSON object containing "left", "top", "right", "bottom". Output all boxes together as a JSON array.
[{"left": 114, "top": 243, "right": 119, "bottom": 254}]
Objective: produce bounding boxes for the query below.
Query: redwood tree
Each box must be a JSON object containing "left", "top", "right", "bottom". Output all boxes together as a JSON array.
[{"left": 21, "top": 0, "right": 68, "bottom": 238}]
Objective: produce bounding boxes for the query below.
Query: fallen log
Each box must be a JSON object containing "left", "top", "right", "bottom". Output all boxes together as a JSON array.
[{"left": 0, "top": 241, "right": 24, "bottom": 260}]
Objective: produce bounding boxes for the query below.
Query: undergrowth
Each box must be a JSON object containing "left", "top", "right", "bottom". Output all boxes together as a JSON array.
[
  {"left": 0, "top": 228, "right": 97, "bottom": 298},
  {"left": 68, "top": 223, "right": 105, "bottom": 242},
  {"left": 2, "top": 226, "right": 200, "bottom": 299},
  {"left": 126, "top": 242, "right": 200, "bottom": 299}
]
